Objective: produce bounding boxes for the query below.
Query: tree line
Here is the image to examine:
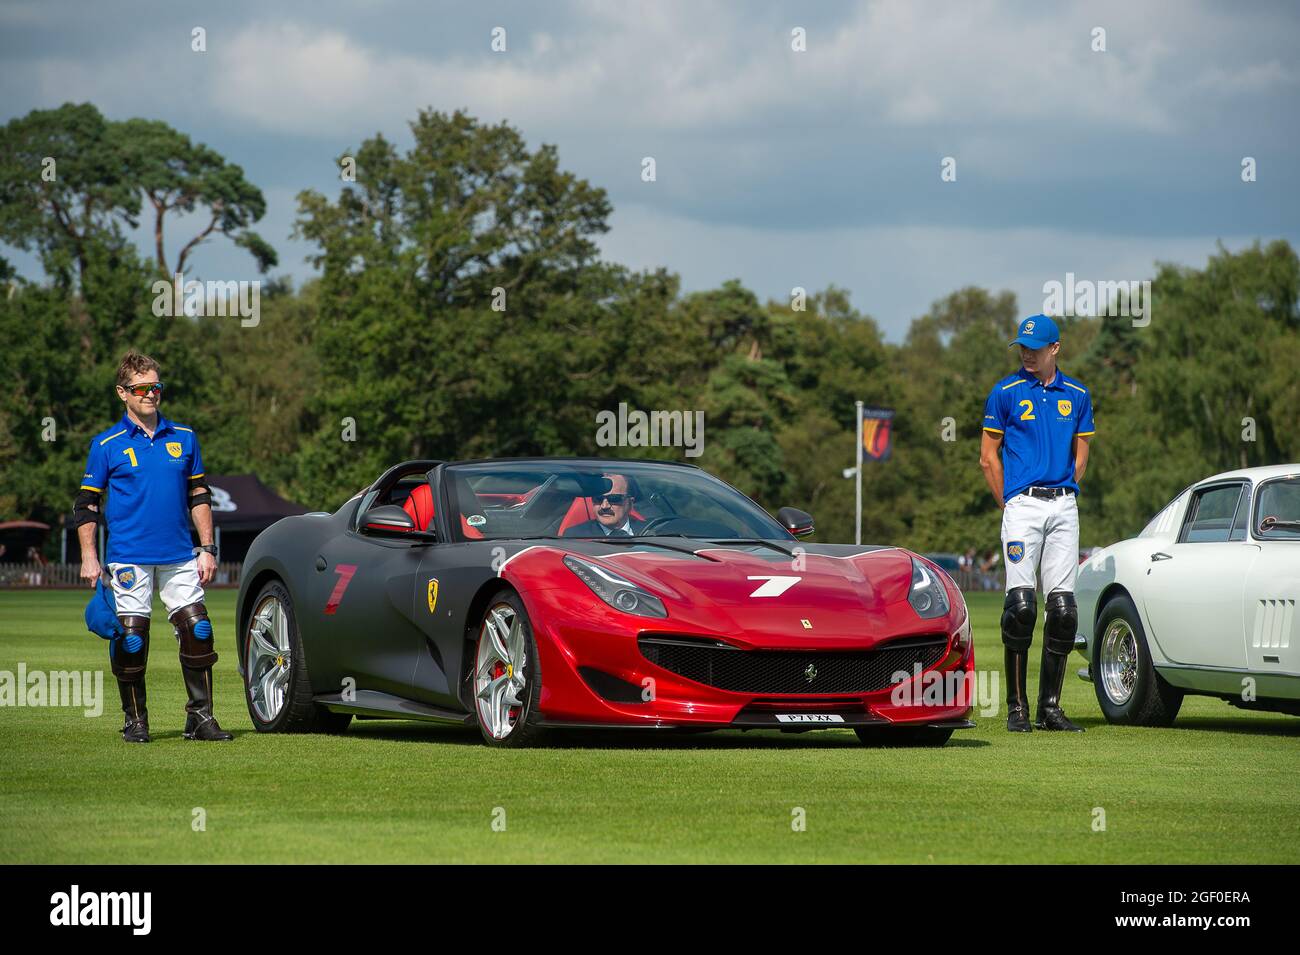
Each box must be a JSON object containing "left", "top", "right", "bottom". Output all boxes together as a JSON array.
[{"left": 2, "top": 103, "right": 1297, "bottom": 553}]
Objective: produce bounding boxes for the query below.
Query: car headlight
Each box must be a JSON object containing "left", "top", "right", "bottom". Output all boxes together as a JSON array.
[
  {"left": 935, "top": 610, "right": 972, "bottom": 670},
  {"left": 908, "top": 556, "right": 950, "bottom": 619},
  {"left": 563, "top": 555, "right": 667, "bottom": 618},
  {"left": 953, "top": 610, "right": 972, "bottom": 656}
]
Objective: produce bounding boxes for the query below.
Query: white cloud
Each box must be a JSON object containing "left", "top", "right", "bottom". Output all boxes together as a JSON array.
[
  {"left": 1192, "top": 60, "right": 1296, "bottom": 96},
  {"left": 204, "top": 20, "right": 608, "bottom": 137},
  {"left": 600, "top": 200, "right": 1267, "bottom": 340},
  {"left": 193, "top": 2, "right": 1242, "bottom": 138},
  {"left": 17, "top": 1, "right": 1294, "bottom": 151},
  {"left": 5, "top": 0, "right": 1293, "bottom": 329}
]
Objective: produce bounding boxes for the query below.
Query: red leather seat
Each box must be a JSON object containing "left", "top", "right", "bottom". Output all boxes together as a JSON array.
[
  {"left": 406, "top": 482, "right": 487, "bottom": 538},
  {"left": 557, "top": 497, "right": 595, "bottom": 535},
  {"left": 402, "top": 483, "right": 435, "bottom": 530},
  {"left": 557, "top": 496, "right": 644, "bottom": 535}
]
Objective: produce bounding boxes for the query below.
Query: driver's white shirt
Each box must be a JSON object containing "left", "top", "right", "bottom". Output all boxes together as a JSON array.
[{"left": 600, "top": 519, "right": 633, "bottom": 536}]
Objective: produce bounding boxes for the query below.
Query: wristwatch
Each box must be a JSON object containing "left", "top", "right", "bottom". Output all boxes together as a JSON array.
[{"left": 194, "top": 544, "right": 219, "bottom": 558}]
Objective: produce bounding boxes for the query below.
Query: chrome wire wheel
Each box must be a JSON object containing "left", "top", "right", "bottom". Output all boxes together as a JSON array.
[
  {"left": 474, "top": 602, "right": 528, "bottom": 740},
  {"left": 1098, "top": 618, "right": 1138, "bottom": 706},
  {"left": 246, "top": 593, "right": 292, "bottom": 723}
]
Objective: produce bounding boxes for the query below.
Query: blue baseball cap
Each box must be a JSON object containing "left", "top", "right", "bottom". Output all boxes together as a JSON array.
[{"left": 1009, "top": 314, "right": 1059, "bottom": 349}]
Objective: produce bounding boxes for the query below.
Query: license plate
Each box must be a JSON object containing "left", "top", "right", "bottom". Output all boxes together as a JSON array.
[{"left": 774, "top": 713, "right": 845, "bottom": 723}]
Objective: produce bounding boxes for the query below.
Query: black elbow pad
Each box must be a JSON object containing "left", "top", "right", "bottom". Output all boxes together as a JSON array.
[
  {"left": 74, "top": 488, "right": 101, "bottom": 527},
  {"left": 189, "top": 482, "right": 211, "bottom": 510}
]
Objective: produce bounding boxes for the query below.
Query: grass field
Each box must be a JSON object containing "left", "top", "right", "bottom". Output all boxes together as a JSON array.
[{"left": 1, "top": 588, "right": 1296, "bottom": 864}]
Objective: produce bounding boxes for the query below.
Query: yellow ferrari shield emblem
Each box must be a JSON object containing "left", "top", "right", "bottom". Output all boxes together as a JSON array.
[
  {"left": 166, "top": 442, "right": 183, "bottom": 458},
  {"left": 1057, "top": 400, "right": 1072, "bottom": 417},
  {"left": 426, "top": 577, "right": 439, "bottom": 613}
]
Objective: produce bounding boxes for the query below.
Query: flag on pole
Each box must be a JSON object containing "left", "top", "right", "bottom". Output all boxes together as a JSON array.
[{"left": 862, "top": 407, "right": 894, "bottom": 461}]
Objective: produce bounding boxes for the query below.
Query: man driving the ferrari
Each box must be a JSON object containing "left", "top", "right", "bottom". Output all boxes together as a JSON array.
[{"left": 563, "top": 473, "right": 647, "bottom": 537}]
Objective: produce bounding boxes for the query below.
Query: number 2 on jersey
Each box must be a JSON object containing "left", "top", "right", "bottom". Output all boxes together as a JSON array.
[{"left": 1018, "top": 399, "right": 1035, "bottom": 421}]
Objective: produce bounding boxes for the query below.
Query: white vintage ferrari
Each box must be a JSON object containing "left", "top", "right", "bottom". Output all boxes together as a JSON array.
[{"left": 1077, "top": 464, "right": 1300, "bottom": 725}]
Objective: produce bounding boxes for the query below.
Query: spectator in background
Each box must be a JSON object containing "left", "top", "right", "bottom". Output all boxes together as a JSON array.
[
  {"left": 961, "top": 547, "right": 976, "bottom": 583},
  {"left": 978, "top": 550, "right": 999, "bottom": 590},
  {"left": 26, "top": 546, "right": 47, "bottom": 586}
]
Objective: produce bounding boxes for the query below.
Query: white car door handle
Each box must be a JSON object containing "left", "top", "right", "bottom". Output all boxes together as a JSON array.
[{"left": 1150, "top": 551, "right": 1173, "bottom": 562}]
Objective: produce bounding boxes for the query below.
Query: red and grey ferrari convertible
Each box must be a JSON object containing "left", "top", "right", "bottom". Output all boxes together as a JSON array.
[{"left": 235, "top": 458, "right": 975, "bottom": 746}]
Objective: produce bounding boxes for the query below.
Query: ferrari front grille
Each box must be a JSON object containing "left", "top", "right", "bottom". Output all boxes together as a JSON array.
[{"left": 637, "top": 634, "right": 948, "bottom": 695}]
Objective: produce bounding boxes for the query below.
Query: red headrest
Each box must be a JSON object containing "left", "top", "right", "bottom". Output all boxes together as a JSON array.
[
  {"left": 401, "top": 483, "right": 436, "bottom": 531},
  {"left": 558, "top": 497, "right": 594, "bottom": 535}
]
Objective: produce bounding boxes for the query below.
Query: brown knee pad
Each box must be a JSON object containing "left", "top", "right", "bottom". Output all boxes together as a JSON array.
[
  {"left": 112, "top": 615, "right": 150, "bottom": 679},
  {"left": 171, "top": 602, "right": 218, "bottom": 668}
]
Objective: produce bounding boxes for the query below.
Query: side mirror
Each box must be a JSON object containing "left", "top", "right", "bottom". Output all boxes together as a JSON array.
[
  {"left": 777, "top": 507, "right": 814, "bottom": 539},
  {"left": 360, "top": 504, "right": 436, "bottom": 541}
]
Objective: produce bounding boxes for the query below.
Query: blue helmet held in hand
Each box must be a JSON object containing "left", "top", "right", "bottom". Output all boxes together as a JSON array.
[{"left": 85, "top": 578, "right": 127, "bottom": 643}]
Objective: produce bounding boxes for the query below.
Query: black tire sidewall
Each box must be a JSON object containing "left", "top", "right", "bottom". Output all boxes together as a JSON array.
[
  {"left": 243, "top": 579, "right": 312, "bottom": 732},
  {"left": 1093, "top": 593, "right": 1156, "bottom": 724}
]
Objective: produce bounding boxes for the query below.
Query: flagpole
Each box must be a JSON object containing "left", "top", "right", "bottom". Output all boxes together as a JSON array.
[{"left": 855, "top": 400, "right": 863, "bottom": 546}]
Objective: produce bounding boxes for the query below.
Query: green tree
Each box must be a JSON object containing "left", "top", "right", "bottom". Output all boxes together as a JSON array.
[
  {"left": 1141, "top": 241, "right": 1298, "bottom": 472},
  {"left": 115, "top": 117, "right": 277, "bottom": 274},
  {"left": 1, "top": 104, "right": 276, "bottom": 286},
  {"left": 0, "top": 103, "right": 139, "bottom": 286},
  {"left": 290, "top": 109, "right": 621, "bottom": 507},
  {"left": 0, "top": 104, "right": 277, "bottom": 534}
]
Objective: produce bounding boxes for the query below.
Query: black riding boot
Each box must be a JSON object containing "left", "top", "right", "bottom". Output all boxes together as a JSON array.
[
  {"left": 181, "top": 666, "right": 233, "bottom": 741},
  {"left": 1005, "top": 647, "right": 1032, "bottom": 732},
  {"left": 1036, "top": 645, "right": 1084, "bottom": 731},
  {"left": 118, "top": 679, "right": 150, "bottom": 743}
]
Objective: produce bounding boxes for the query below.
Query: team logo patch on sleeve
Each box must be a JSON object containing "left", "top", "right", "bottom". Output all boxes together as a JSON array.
[
  {"left": 1057, "top": 399, "right": 1072, "bottom": 416},
  {"left": 1006, "top": 541, "right": 1025, "bottom": 563},
  {"left": 166, "top": 442, "right": 183, "bottom": 458},
  {"left": 115, "top": 567, "right": 138, "bottom": 588}
]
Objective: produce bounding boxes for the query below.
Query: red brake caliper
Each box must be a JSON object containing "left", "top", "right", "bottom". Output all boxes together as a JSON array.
[{"left": 490, "top": 659, "right": 520, "bottom": 720}]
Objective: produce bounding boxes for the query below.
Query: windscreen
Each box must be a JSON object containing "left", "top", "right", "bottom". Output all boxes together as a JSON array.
[{"left": 444, "top": 462, "right": 791, "bottom": 542}]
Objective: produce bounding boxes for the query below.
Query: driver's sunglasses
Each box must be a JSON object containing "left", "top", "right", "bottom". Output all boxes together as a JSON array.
[
  {"left": 592, "top": 493, "right": 629, "bottom": 506},
  {"left": 122, "top": 381, "right": 165, "bottom": 397}
]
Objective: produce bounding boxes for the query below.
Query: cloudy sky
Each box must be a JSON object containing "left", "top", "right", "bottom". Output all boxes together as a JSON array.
[{"left": 2, "top": 0, "right": 1296, "bottom": 339}]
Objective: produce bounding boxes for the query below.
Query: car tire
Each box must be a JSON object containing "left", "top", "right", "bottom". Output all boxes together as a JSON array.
[
  {"left": 243, "top": 579, "right": 352, "bottom": 734},
  {"left": 472, "top": 589, "right": 547, "bottom": 748},
  {"left": 854, "top": 726, "right": 954, "bottom": 747},
  {"left": 1093, "top": 592, "right": 1183, "bottom": 727}
]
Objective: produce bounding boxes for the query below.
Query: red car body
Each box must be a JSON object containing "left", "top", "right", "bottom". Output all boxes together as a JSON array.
[{"left": 503, "top": 544, "right": 974, "bottom": 730}]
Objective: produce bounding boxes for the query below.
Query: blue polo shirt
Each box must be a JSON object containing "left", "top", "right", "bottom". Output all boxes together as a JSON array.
[
  {"left": 982, "top": 368, "right": 1095, "bottom": 503},
  {"left": 81, "top": 413, "right": 205, "bottom": 565}
]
